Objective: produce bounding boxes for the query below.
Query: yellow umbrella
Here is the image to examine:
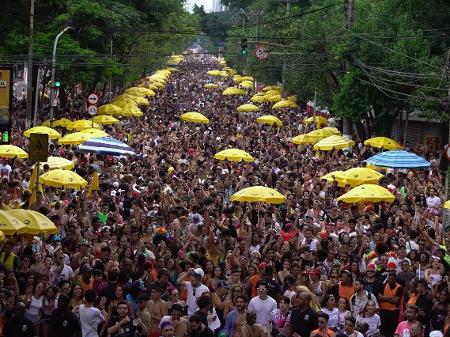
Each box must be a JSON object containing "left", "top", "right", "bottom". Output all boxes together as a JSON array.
[
  {"left": 233, "top": 75, "right": 243, "bottom": 83},
  {"left": 67, "top": 120, "right": 101, "bottom": 131},
  {"left": 237, "top": 104, "right": 260, "bottom": 113},
  {"left": 29, "top": 165, "right": 42, "bottom": 207},
  {"left": 207, "top": 70, "right": 222, "bottom": 76},
  {"left": 256, "top": 115, "right": 283, "bottom": 127},
  {"left": 91, "top": 115, "right": 119, "bottom": 125},
  {"left": 219, "top": 71, "right": 229, "bottom": 78},
  {"left": 35, "top": 156, "right": 74, "bottom": 170},
  {"left": 204, "top": 83, "right": 218, "bottom": 89},
  {"left": 313, "top": 135, "right": 355, "bottom": 151},
  {"left": 292, "top": 134, "right": 315, "bottom": 145},
  {"left": 444, "top": 201, "right": 450, "bottom": 209},
  {"left": 129, "top": 95, "right": 150, "bottom": 106},
  {"left": 230, "top": 186, "right": 286, "bottom": 204},
  {"left": 262, "top": 85, "right": 282, "bottom": 91},
  {"left": 320, "top": 171, "right": 346, "bottom": 186},
  {"left": 98, "top": 104, "right": 122, "bottom": 115},
  {"left": 23, "top": 126, "right": 61, "bottom": 140},
  {"left": 80, "top": 128, "right": 109, "bottom": 138},
  {"left": 251, "top": 95, "right": 266, "bottom": 103},
  {"left": 125, "top": 87, "right": 155, "bottom": 97},
  {"left": 52, "top": 118, "right": 73, "bottom": 128},
  {"left": 117, "top": 105, "right": 143, "bottom": 117},
  {"left": 272, "top": 100, "right": 297, "bottom": 109},
  {"left": 343, "top": 167, "right": 384, "bottom": 187},
  {"left": 223, "top": 87, "right": 245, "bottom": 96},
  {"left": 240, "top": 76, "right": 254, "bottom": 82},
  {"left": 304, "top": 116, "right": 328, "bottom": 128},
  {"left": 0, "top": 145, "right": 28, "bottom": 159},
  {"left": 364, "top": 137, "right": 402, "bottom": 150},
  {"left": 214, "top": 149, "right": 254, "bottom": 162},
  {"left": 306, "top": 127, "right": 341, "bottom": 142},
  {"left": 265, "top": 89, "right": 282, "bottom": 96},
  {"left": 337, "top": 184, "right": 395, "bottom": 203},
  {"left": 0, "top": 211, "right": 26, "bottom": 235},
  {"left": 239, "top": 81, "right": 254, "bottom": 89},
  {"left": 263, "top": 94, "right": 282, "bottom": 103},
  {"left": 41, "top": 120, "right": 52, "bottom": 127},
  {"left": 0, "top": 230, "right": 4, "bottom": 242},
  {"left": 40, "top": 169, "right": 88, "bottom": 189},
  {"left": 87, "top": 171, "right": 100, "bottom": 197},
  {"left": 287, "top": 95, "right": 297, "bottom": 103},
  {"left": 180, "top": 112, "right": 209, "bottom": 124},
  {"left": 58, "top": 132, "right": 93, "bottom": 145},
  {"left": 113, "top": 99, "right": 138, "bottom": 109},
  {"left": 8, "top": 209, "right": 58, "bottom": 235},
  {"left": 149, "top": 82, "right": 165, "bottom": 90}
]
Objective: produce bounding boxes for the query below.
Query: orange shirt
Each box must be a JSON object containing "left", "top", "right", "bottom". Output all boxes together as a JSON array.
[
  {"left": 311, "top": 328, "right": 334, "bottom": 337},
  {"left": 339, "top": 284, "right": 355, "bottom": 303},
  {"left": 79, "top": 277, "right": 94, "bottom": 292},
  {"left": 249, "top": 275, "right": 261, "bottom": 298}
]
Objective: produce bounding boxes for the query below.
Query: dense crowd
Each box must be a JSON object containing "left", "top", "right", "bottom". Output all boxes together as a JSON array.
[{"left": 0, "top": 54, "right": 447, "bottom": 337}]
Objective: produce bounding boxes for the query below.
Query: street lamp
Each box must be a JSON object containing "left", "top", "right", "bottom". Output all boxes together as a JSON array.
[{"left": 49, "top": 25, "right": 71, "bottom": 121}]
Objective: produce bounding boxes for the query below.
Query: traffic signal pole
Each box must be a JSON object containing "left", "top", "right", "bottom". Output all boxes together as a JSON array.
[{"left": 49, "top": 26, "right": 71, "bottom": 121}]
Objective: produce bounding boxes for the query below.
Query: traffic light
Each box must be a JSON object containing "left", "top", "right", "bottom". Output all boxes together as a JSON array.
[{"left": 240, "top": 37, "right": 248, "bottom": 55}]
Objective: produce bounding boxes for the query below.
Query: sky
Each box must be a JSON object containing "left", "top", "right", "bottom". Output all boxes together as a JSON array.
[{"left": 186, "top": 0, "right": 213, "bottom": 12}]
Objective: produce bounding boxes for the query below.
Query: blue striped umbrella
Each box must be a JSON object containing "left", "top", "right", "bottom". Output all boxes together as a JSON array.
[
  {"left": 366, "top": 150, "right": 430, "bottom": 169},
  {"left": 77, "top": 137, "right": 135, "bottom": 156}
]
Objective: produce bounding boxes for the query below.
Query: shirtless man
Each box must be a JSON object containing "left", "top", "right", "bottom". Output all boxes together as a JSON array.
[
  {"left": 160, "top": 303, "right": 189, "bottom": 337},
  {"left": 147, "top": 284, "right": 170, "bottom": 337},
  {"left": 224, "top": 295, "right": 247, "bottom": 337}
]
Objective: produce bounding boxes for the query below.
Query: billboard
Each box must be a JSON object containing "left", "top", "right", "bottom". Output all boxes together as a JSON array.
[{"left": 0, "top": 68, "right": 12, "bottom": 144}]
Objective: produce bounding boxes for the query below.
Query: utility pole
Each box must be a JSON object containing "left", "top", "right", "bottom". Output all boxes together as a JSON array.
[
  {"left": 343, "top": 0, "right": 354, "bottom": 139},
  {"left": 33, "top": 66, "right": 41, "bottom": 126},
  {"left": 25, "top": 0, "right": 35, "bottom": 129},
  {"left": 312, "top": 90, "right": 317, "bottom": 129}
]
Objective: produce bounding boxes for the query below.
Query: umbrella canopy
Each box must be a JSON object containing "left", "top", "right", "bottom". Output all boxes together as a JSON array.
[
  {"left": 223, "top": 87, "right": 245, "bottom": 96},
  {"left": 343, "top": 167, "right": 384, "bottom": 187},
  {"left": 320, "top": 171, "right": 346, "bottom": 186},
  {"left": 148, "top": 82, "right": 164, "bottom": 90},
  {"left": 250, "top": 95, "right": 266, "bottom": 103},
  {"left": 98, "top": 104, "right": 122, "bottom": 115},
  {"left": 262, "top": 86, "right": 282, "bottom": 92},
  {"left": 207, "top": 70, "right": 222, "bottom": 76},
  {"left": 58, "top": 132, "right": 93, "bottom": 145},
  {"left": 34, "top": 156, "right": 74, "bottom": 170},
  {"left": 80, "top": 128, "right": 109, "bottom": 138},
  {"left": 256, "top": 115, "right": 283, "bottom": 127},
  {"left": 180, "top": 112, "right": 209, "bottom": 124},
  {"left": 313, "top": 135, "right": 355, "bottom": 151},
  {"left": 214, "top": 149, "right": 254, "bottom": 162},
  {"left": 292, "top": 134, "right": 315, "bottom": 145},
  {"left": 239, "top": 81, "right": 254, "bottom": 89},
  {"left": 240, "top": 76, "right": 254, "bottom": 82},
  {"left": 0, "top": 211, "right": 26, "bottom": 235},
  {"left": 125, "top": 87, "right": 155, "bottom": 97},
  {"left": 52, "top": 118, "right": 73, "bottom": 128},
  {"left": 364, "top": 137, "right": 402, "bottom": 150},
  {"left": 0, "top": 145, "right": 28, "bottom": 159},
  {"left": 78, "top": 137, "right": 135, "bottom": 156},
  {"left": 8, "top": 210, "right": 58, "bottom": 235},
  {"left": 237, "top": 104, "right": 260, "bottom": 113},
  {"left": 263, "top": 94, "right": 282, "bottom": 103},
  {"left": 230, "top": 186, "right": 286, "bottom": 204},
  {"left": 272, "top": 100, "right": 296, "bottom": 109},
  {"left": 23, "top": 126, "right": 61, "bottom": 140},
  {"left": 40, "top": 169, "right": 88, "bottom": 189},
  {"left": 444, "top": 201, "right": 450, "bottom": 209},
  {"left": 304, "top": 116, "right": 328, "bottom": 128},
  {"left": 204, "top": 83, "right": 218, "bottom": 89},
  {"left": 306, "top": 127, "right": 341, "bottom": 142},
  {"left": 113, "top": 98, "right": 139, "bottom": 108},
  {"left": 337, "top": 184, "right": 395, "bottom": 203},
  {"left": 92, "top": 115, "right": 119, "bottom": 125},
  {"left": 67, "top": 120, "right": 101, "bottom": 131},
  {"left": 366, "top": 150, "right": 431, "bottom": 169}
]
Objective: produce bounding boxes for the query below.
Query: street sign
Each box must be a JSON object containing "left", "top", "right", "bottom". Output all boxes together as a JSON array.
[
  {"left": 87, "top": 93, "right": 98, "bottom": 105},
  {"left": 29, "top": 133, "right": 48, "bottom": 162},
  {"left": 87, "top": 105, "right": 98, "bottom": 116},
  {"left": 255, "top": 45, "right": 269, "bottom": 61}
]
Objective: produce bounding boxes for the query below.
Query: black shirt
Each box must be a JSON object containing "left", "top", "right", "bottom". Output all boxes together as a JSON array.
[
  {"left": 107, "top": 315, "right": 139, "bottom": 337},
  {"left": 192, "top": 327, "right": 215, "bottom": 337},
  {"left": 4, "top": 316, "right": 36, "bottom": 337},
  {"left": 48, "top": 308, "right": 81, "bottom": 337},
  {"left": 289, "top": 307, "right": 318, "bottom": 337},
  {"left": 415, "top": 292, "right": 433, "bottom": 324},
  {"left": 193, "top": 309, "right": 209, "bottom": 327}
]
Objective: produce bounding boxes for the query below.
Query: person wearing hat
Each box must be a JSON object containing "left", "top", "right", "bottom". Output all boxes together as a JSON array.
[
  {"left": 47, "top": 294, "right": 81, "bottom": 337},
  {"left": 177, "top": 267, "right": 209, "bottom": 316},
  {"left": 363, "top": 263, "right": 382, "bottom": 299},
  {"left": 378, "top": 271, "right": 403, "bottom": 337}
]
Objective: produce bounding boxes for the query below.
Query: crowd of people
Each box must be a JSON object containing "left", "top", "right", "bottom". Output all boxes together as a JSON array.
[{"left": 0, "top": 54, "right": 448, "bottom": 337}]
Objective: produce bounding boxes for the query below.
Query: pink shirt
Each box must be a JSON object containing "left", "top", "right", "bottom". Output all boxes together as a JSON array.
[{"left": 395, "top": 321, "right": 412, "bottom": 337}]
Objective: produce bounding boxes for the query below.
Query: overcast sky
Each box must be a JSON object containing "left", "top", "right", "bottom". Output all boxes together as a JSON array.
[{"left": 186, "top": 0, "right": 213, "bottom": 12}]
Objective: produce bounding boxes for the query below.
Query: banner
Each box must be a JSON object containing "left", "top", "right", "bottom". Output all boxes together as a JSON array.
[{"left": 0, "top": 68, "right": 12, "bottom": 144}]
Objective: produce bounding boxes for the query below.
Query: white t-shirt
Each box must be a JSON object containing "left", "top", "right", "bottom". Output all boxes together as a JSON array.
[
  {"left": 0, "top": 163, "right": 11, "bottom": 180},
  {"left": 247, "top": 296, "right": 277, "bottom": 331},
  {"left": 50, "top": 264, "right": 74, "bottom": 286},
  {"left": 357, "top": 314, "right": 381, "bottom": 337},
  {"left": 321, "top": 307, "right": 339, "bottom": 328},
  {"left": 185, "top": 282, "right": 209, "bottom": 316},
  {"left": 79, "top": 304, "right": 104, "bottom": 337}
]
